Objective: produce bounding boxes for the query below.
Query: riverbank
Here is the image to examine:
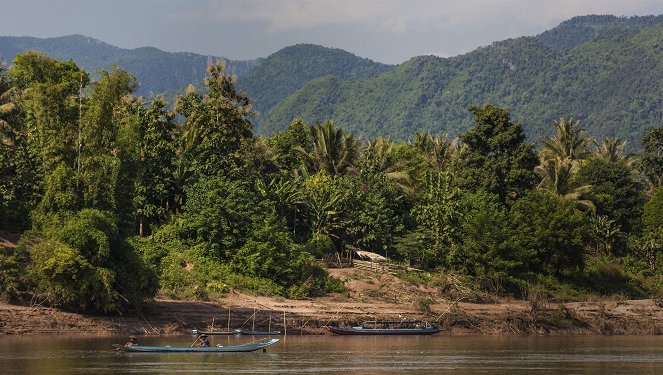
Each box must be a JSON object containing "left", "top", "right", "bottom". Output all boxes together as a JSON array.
[{"left": 2, "top": 268, "right": 662, "bottom": 336}]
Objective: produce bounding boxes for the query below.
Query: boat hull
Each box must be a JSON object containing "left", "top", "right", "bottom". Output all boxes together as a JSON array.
[
  {"left": 324, "top": 326, "right": 441, "bottom": 335},
  {"left": 113, "top": 338, "right": 279, "bottom": 352}
]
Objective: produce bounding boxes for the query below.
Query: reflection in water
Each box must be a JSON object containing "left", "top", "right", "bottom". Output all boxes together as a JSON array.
[{"left": 1, "top": 335, "right": 663, "bottom": 374}]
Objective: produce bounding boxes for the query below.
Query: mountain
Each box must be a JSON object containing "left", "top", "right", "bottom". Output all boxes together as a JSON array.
[
  {"left": 0, "top": 34, "right": 261, "bottom": 96},
  {"left": 235, "top": 44, "right": 392, "bottom": 120},
  {"left": 2, "top": 15, "right": 662, "bottom": 147},
  {"left": 257, "top": 15, "right": 663, "bottom": 147}
]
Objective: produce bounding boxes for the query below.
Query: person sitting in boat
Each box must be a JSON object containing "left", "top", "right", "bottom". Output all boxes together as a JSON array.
[
  {"left": 195, "top": 334, "right": 211, "bottom": 347},
  {"left": 124, "top": 336, "right": 138, "bottom": 346}
]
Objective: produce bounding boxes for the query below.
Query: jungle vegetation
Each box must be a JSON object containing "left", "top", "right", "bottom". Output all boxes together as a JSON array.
[{"left": 0, "top": 52, "right": 661, "bottom": 314}]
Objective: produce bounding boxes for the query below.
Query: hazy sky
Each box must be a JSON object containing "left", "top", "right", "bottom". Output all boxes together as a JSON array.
[{"left": 2, "top": 0, "right": 663, "bottom": 64}]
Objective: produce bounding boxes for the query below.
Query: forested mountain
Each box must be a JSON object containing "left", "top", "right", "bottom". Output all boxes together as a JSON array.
[
  {"left": 258, "top": 15, "right": 663, "bottom": 147},
  {"left": 2, "top": 15, "right": 662, "bottom": 147},
  {"left": 235, "top": 44, "right": 393, "bottom": 119},
  {"left": 0, "top": 34, "right": 261, "bottom": 96}
]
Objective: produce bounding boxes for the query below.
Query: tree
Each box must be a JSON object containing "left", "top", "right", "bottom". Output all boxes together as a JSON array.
[
  {"left": 459, "top": 105, "right": 538, "bottom": 202},
  {"left": 415, "top": 132, "right": 467, "bottom": 176},
  {"left": 451, "top": 190, "right": 518, "bottom": 286},
  {"left": 411, "top": 171, "right": 463, "bottom": 268},
  {"left": 0, "top": 66, "right": 41, "bottom": 230},
  {"left": 576, "top": 158, "right": 644, "bottom": 234},
  {"left": 177, "top": 176, "right": 264, "bottom": 259},
  {"left": 9, "top": 51, "right": 89, "bottom": 173},
  {"left": 80, "top": 68, "right": 137, "bottom": 214},
  {"left": 361, "top": 137, "right": 412, "bottom": 194},
  {"left": 540, "top": 118, "right": 591, "bottom": 161},
  {"left": 639, "top": 128, "right": 662, "bottom": 190},
  {"left": 302, "top": 171, "right": 346, "bottom": 239},
  {"left": 510, "top": 191, "right": 588, "bottom": 276},
  {"left": 535, "top": 117, "right": 594, "bottom": 211},
  {"left": 267, "top": 117, "right": 310, "bottom": 173},
  {"left": 175, "top": 63, "right": 253, "bottom": 180},
  {"left": 133, "top": 98, "right": 178, "bottom": 236},
  {"left": 296, "top": 121, "right": 357, "bottom": 176},
  {"left": 594, "top": 137, "right": 632, "bottom": 164}
]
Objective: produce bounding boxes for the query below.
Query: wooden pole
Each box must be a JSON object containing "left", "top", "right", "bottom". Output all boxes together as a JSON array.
[
  {"left": 227, "top": 308, "right": 231, "bottom": 332},
  {"left": 211, "top": 317, "right": 215, "bottom": 332},
  {"left": 252, "top": 308, "right": 256, "bottom": 331},
  {"left": 283, "top": 311, "right": 287, "bottom": 336},
  {"left": 269, "top": 312, "right": 272, "bottom": 332}
]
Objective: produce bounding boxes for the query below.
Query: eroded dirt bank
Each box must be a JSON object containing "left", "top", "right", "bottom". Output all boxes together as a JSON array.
[{"left": 2, "top": 269, "right": 662, "bottom": 336}]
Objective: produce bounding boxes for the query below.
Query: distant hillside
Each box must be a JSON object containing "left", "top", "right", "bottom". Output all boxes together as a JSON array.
[
  {"left": 2, "top": 15, "right": 662, "bottom": 147},
  {"left": 0, "top": 34, "right": 261, "bottom": 96},
  {"left": 236, "top": 44, "right": 392, "bottom": 120},
  {"left": 258, "top": 15, "right": 663, "bottom": 147}
]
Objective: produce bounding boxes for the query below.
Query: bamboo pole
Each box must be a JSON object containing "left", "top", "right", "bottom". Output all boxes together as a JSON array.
[
  {"left": 252, "top": 308, "right": 256, "bottom": 331},
  {"left": 227, "top": 308, "right": 231, "bottom": 332},
  {"left": 283, "top": 311, "right": 287, "bottom": 336},
  {"left": 268, "top": 312, "right": 272, "bottom": 332}
]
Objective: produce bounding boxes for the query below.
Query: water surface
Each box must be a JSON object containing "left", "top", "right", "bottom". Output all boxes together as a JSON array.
[{"left": 1, "top": 334, "right": 663, "bottom": 374}]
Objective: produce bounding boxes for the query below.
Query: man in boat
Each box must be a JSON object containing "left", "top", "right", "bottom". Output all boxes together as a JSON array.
[
  {"left": 194, "top": 334, "right": 211, "bottom": 347},
  {"left": 124, "top": 336, "right": 138, "bottom": 346}
]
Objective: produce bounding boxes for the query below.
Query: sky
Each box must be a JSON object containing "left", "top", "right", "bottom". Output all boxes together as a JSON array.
[{"left": 2, "top": 0, "right": 663, "bottom": 64}]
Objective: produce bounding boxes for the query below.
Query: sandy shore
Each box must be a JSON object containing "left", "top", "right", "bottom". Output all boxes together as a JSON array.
[{"left": 2, "top": 268, "right": 662, "bottom": 336}]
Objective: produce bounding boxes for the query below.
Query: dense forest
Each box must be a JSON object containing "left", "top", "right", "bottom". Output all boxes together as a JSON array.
[
  {"left": 0, "top": 34, "right": 261, "bottom": 96},
  {"left": 259, "top": 15, "right": 663, "bottom": 147},
  {"left": 0, "top": 51, "right": 662, "bottom": 314},
  {"left": 3, "top": 15, "right": 663, "bottom": 149}
]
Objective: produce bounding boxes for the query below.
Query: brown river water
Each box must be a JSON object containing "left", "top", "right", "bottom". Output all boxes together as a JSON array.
[{"left": 1, "top": 334, "right": 663, "bottom": 374}]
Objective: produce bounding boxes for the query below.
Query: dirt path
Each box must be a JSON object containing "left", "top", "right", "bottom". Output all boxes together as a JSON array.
[{"left": 2, "top": 268, "right": 663, "bottom": 336}]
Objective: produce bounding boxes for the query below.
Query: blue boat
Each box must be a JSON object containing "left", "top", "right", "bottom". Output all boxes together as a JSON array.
[
  {"left": 113, "top": 338, "right": 279, "bottom": 352},
  {"left": 324, "top": 320, "right": 442, "bottom": 335}
]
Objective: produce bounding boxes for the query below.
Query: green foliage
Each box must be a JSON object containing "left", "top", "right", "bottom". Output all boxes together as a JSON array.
[
  {"left": 232, "top": 214, "right": 337, "bottom": 298},
  {"left": 510, "top": 191, "right": 589, "bottom": 276},
  {"left": 238, "top": 43, "right": 392, "bottom": 132},
  {"left": 451, "top": 190, "right": 517, "bottom": 283},
  {"left": 175, "top": 63, "right": 253, "bottom": 180},
  {"left": 177, "top": 176, "right": 264, "bottom": 259},
  {"left": 21, "top": 209, "right": 157, "bottom": 312},
  {"left": 9, "top": 51, "right": 88, "bottom": 173},
  {"left": 639, "top": 128, "right": 663, "bottom": 188},
  {"left": 459, "top": 105, "right": 538, "bottom": 202},
  {"left": 0, "top": 35, "right": 259, "bottom": 97},
  {"left": 576, "top": 158, "right": 644, "bottom": 233},
  {"left": 261, "top": 17, "right": 663, "bottom": 149},
  {"left": 644, "top": 187, "right": 663, "bottom": 234}
]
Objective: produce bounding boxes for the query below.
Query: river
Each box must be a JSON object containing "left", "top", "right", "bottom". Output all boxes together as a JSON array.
[{"left": 1, "top": 335, "right": 663, "bottom": 374}]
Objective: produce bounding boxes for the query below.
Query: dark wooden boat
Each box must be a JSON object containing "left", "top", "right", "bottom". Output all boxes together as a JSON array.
[
  {"left": 324, "top": 320, "right": 442, "bottom": 335},
  {"left": 192, "top": 329, "right": 236, "bottom": 336},
  {"left": 113, "top": 338, "right": 279, "bottom": 353},
  {"left": 234, "top": 329, "right": 281, "bottom": 335}
]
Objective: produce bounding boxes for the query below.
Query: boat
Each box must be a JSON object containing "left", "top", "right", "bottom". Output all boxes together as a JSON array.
[
  {"left": 192, "top": 329, "right": 236, "bottom": 336},
  {"left": 323, "top": 320, "right": 442, "bottom": 335},
  {"left": 234, "top": 329, "right": 281, "bottom": 335},
  {"left": 113, "top": 338, "right": 279, "bottom": 352}
]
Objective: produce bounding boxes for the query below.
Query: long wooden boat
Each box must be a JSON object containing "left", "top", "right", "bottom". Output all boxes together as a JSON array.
[
  {"left": 324, "top": 321, "right": 442, "bottom": 335},
  {"left": 234, "top": 329, "right": 281, "bottom": 335},
  {"left": 192, "top": 329, "right": 236, "bottom": 336},
  {"left": 113, "top": 338, "right": 279, "bottom": 352}
]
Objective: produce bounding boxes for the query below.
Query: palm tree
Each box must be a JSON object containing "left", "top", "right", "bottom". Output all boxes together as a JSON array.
[
  {"left": 541, "top": 118, "right": 592, "bottom": 161},
  {"left": 414, "top": 132, "right": 466, "bottom": 175},
  {"left": 362, "top": 137, "right": 411, "bottom": 193},
  {"left": 0, "top": 73, "right": 18, "bottom": 147},
  {"left": 296, "top": 121, "right": 357, "bottom": 176},
  {"left": 536, "top": 117, "right": 594, "bottom": 211},
  {"left": 594, "top": 137, "right": 633, "bottom": 165}
]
